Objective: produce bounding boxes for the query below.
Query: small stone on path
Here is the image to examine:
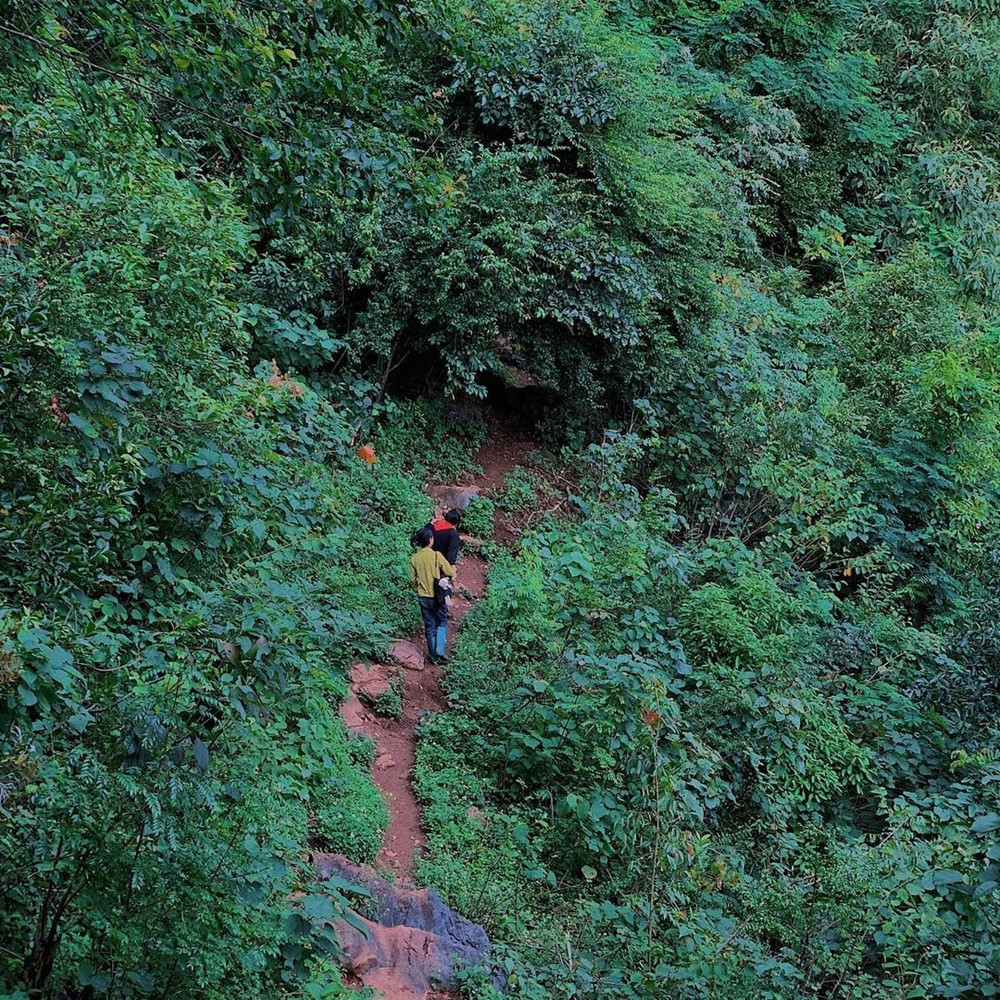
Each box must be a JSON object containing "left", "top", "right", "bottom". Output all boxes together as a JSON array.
[{"left": 389, "top": 640, "right": 425, "bottom": 672}]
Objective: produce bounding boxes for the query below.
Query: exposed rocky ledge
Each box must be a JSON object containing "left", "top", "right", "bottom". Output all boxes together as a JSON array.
[{"left": 314, "top": 853, "right": 502, "bottom": 998}]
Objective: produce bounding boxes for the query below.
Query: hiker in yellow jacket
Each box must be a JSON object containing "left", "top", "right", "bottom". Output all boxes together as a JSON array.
[{"left": 410, "top": 525, "right": 456, "bottom": 664}]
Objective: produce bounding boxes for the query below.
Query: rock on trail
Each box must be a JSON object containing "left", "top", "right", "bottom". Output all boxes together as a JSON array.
[
  {"left": 315, "top": 854, "right": 501, "bottom": 997},
  {"left": 429, "top": 484, "right": 480, "bottom": 512},
  {"left": 389, "top": 639, "right": 427, "bottom": 673}
]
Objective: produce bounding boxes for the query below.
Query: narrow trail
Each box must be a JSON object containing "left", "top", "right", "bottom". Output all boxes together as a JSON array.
[
  {"left": 327, "top": 420, "right": 541, "bottom": 999},
  {"left": 340, "top": 422, "right": 538, "bottom": 881}
]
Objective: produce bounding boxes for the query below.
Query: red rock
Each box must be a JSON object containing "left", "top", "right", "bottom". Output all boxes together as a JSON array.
[
  {"left": 390, "top": 640, "right": 425, "bottom": 672},
  {"left": 314, "top": 855, "right": 501, "bottom": 996},
  {"left": 340, "top": 693, "right": 368, "bottom": 732},
  {"left": 335, "top": 918, "right": 441, "bottom": 996}
]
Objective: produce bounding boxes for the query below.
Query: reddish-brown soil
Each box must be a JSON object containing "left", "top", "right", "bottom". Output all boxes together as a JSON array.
[{"left": 474, "top": 422, "right": 539, "bottom": 490}]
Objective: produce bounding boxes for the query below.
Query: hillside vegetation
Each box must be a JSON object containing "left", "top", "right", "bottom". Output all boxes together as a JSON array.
[{"left": 1, "top": 0, "right": 998, "bottom": 997}]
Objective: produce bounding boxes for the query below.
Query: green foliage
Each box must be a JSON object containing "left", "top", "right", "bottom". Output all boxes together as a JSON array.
[
  {"left": 461, "top": 496, "right": 497, "bottom": 540},
  {"left": 371, "top": 675, "right": 405, "bottom": 721},
  {"left": 298, "top": 697, "right": 389, "bottom": 863},
  {"left": 346, "top": 731, "right": 377, "bottom": 771},
  {"left": 373, "top": 396, "right": 489, "bottom": 483},
  {"left": 0, "top": 20, "right": 432, "bottom": 993},
  {"left": 414, "top": 720, "right": 545, "bottom": 936},
  {"left": 420, "top": 487, "right": 1000, "bottom": 996},
  {"left": 496, "top": 468, "right": 543, "bottom": 515}
]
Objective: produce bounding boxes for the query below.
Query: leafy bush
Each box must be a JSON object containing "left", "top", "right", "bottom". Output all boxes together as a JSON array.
[
  {"left": 418, "top": 479, "right": 1000, "bottom": 995},
  {"left": 496, "top": 468, "right": 543, "bottom": 515},
  {"left": 372, "top": 675, "right": 405, "bottom": 720},
  {"left": 346, "top": 732, "right": 377, "bottom": 771},
  {"left": 461, "top": 496, "right": 497, "bottom": 540}
]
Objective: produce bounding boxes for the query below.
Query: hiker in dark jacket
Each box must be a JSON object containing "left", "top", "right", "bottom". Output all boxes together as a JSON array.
[{"left": 427, "top": 508, "right": 462, "bottom": 566}]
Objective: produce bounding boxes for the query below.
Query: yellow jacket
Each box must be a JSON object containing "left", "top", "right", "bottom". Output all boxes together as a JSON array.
[{"left": 409, "top": 546, "right": 455, "bottom": 599}]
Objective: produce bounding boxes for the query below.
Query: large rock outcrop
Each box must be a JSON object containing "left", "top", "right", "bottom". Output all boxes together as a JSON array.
[{"left": 314, "top": 854, "right": 500, "bottom": 997}]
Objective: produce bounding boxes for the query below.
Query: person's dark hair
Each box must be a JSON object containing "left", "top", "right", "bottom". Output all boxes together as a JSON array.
[
  {"left": 414, "top": 526, "right": 434, "bottom": 547},
  {"left": 444, "top": 509, "right": 462, "bottom": 526}
]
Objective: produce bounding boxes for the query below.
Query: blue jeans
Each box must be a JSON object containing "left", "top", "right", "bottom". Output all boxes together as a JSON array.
[{"left": 417, "top": 597, "right": 448, "bottom": 660}]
